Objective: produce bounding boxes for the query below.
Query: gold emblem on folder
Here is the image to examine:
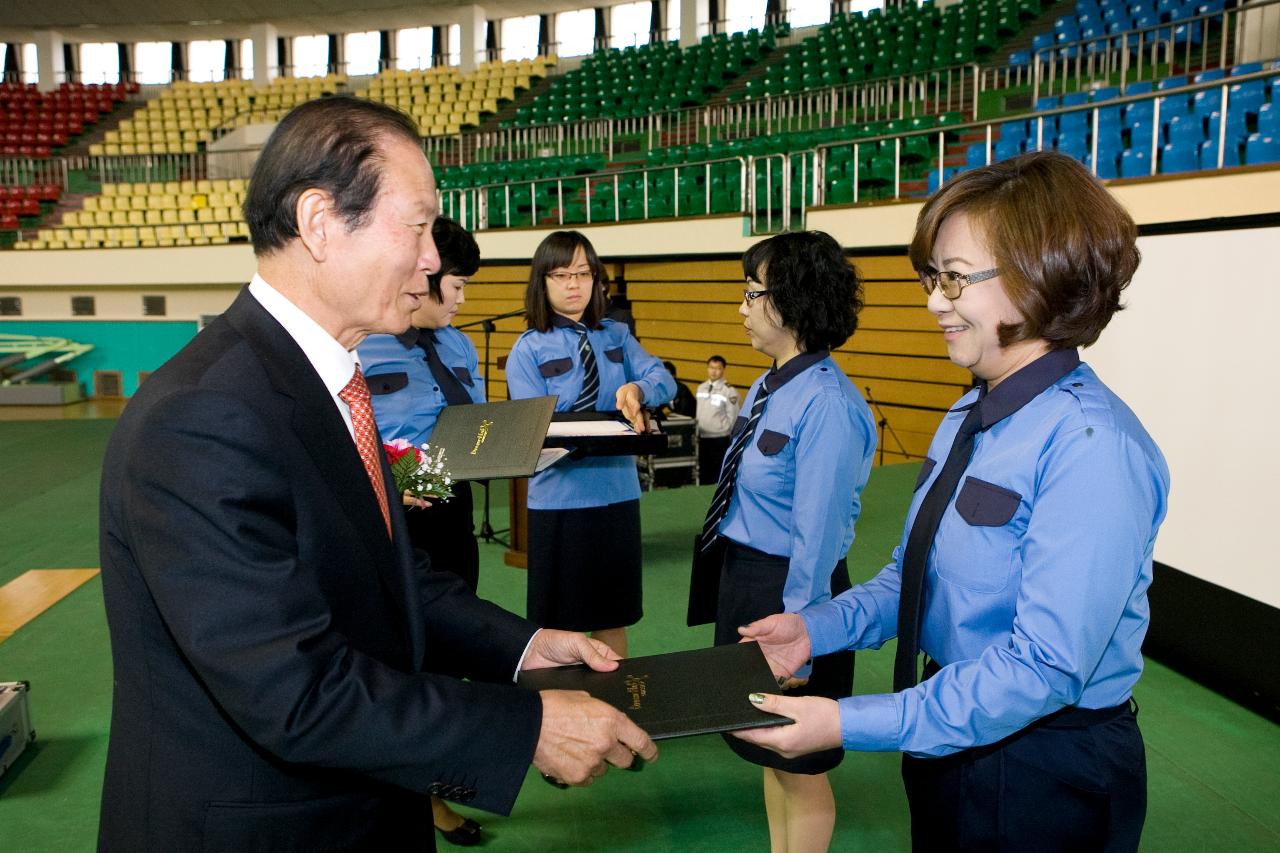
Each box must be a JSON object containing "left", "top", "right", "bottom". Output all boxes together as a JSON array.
[
  {"left": 470, "top": 419, "right": 494, "bottom": 456},
  {"left": 624, "top": 674, "right": 648, "bottom": 710}
]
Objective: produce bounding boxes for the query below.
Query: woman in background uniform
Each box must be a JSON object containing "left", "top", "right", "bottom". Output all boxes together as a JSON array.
[
  {"left": 699, "top": 230, "right": 875, "bottom": 853},
  {"left": 506, "top": 230, "right": 675, "bottom": 657}
]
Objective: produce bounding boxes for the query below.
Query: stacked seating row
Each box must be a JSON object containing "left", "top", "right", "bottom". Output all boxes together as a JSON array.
[
  {"left": 748, "top": 0, "right": 1045, "bottom": 97},
  {"left": 0, "top": 183, "right": 62, "bottom": 232},
  {"left": 512, "top": 28, "right": 777, "bottom": 126},
  {"left": 88, "top": 76, "right": 348, "bottom": 156},
  {"left": 974, "top": 64, "right": 1280, "bottom": 180},
  {"left": 13, "top": 179, "right": 248, "bottom": 249},
  {"left": 2, "top": 81, "right": 133, "bottom": 157},
  {"left": 360, "top": 58, "right": 550, "bottom": 136}
]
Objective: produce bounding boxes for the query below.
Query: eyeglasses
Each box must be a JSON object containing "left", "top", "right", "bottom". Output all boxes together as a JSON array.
[
  {"left": 742, "top": 289, "right": 770, "bottom": 304},
  {"left": 918, "top": 267, "right": 1000, "bottom": 300},
  {"left": 547, "top": 270, "right": 595, "bottom": 285}
]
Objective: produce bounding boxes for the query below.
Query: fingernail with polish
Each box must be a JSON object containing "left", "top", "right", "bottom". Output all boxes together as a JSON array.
[{"left": 749, "top": 692, "right": 765, "bottom": 705}]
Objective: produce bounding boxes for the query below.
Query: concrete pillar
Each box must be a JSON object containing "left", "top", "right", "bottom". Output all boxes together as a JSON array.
[
  {"left": 680, "top": 0, "right": 710, "bottom": 48},
  {"left": 249, "top": 22, "right": 278, "bottom": 87},
  {"left": 33, "top": 30, "right": 66, "bottom": 92},
  {"left": 459, "top": 5, "right": 487, "bottom": 71}
]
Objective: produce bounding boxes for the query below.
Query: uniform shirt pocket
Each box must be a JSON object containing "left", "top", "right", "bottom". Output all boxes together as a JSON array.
[
  {"left": 452, "top": 366, "right": 475, "bottom": 387},
  {"left": 914, "top": 457, "right": 937, "bottom": 491},
  {"left": 756, "top": 429, "right": 790, "bottom": 455},
  {"left": 538, "top": 357, "right": 573, "bottom": 378},
  {"left": 604, "top": 346, "right": 625, "bottom": 364},
  {"left": 365, "top": 371, "right": 408, "bottom": 395},
  {"left": 955, "top": 476, "right": 1022, "bottom": 527}
]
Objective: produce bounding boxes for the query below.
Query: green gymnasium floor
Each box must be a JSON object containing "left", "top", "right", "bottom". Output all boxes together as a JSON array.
[{"left": 0, "top": 418, "right": 1276, "bottom": 851}]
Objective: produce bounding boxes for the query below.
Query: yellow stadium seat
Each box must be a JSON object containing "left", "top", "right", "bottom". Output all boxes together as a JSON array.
[
  {"left": 94, "top": 212, "right": 112, "bottom": 226},
  {"left": 162, "top": 209, "right": 179, "bottom": 224},
  {"left": 62, "top": 212, "right": 79, "bottom": 227},
  {"left": 128, "top": 210, "right": 145, "bottom": 226},
  {"left": 110, "top": 211, "right": 129, "bottom": 226},
  {"left": 83, "top": 197, "right": 98, "bottom": 212},
  {"left": 71, "top": 228, "right": 89, "bottom": 241},
  {"left": 179, "top": 209, "right": 196, "bottom": 224},
  {"left": 145, "top": 210, "right": 163, "bottom": 225}
]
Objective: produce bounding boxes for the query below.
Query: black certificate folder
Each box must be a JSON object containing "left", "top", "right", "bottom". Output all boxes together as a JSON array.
[
  {"left": 517, "top": 642, "right": 792, "bottom": 740},
  {"left": 428, "top": 397, "right": 557, "bottom": 480}
]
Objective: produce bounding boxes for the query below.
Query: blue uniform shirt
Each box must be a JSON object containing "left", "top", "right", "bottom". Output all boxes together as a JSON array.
[
  {"left": 357, "top": 325, "right": 485, "bottom": 448},
  {"left": 719, "top": 351, "right": 877, "bottom": 614},
  {"left": 800, "top": 349, "right": 1170, "bottom": 757},
  {"left": 506, "top": 317, "right": 675, "bottom": 510}
]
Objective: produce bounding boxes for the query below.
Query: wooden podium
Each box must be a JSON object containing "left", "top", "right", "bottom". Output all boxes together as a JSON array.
[{"left": 503, "top": 477, "right": 529, "bottom": 569}]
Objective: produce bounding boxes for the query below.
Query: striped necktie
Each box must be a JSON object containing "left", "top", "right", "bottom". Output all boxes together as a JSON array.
[
  {"left": 338, "top": 366, "right": 392, "bottom": 538},
  {"left": 570, "top": 322, "right": 599, "bottom": 412},
  {"left": 697, "top": 381, "right": 772, "bottom": 551}
]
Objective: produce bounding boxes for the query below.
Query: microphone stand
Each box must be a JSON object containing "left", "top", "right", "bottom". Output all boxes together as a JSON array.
[
  {"left": 865, "top": 386, "right": 909, "bottom": 467},
  {"left": 454, "top": 308, "right": 526, "bottom": 547}
]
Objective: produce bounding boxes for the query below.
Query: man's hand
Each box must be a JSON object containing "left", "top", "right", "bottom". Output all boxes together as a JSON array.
[
  {"left": 615, "top": 383, "right": 647, "bottom": 432},
  {"left": 521, "top": 628, "right": 620, "bottom": 673},
  {"left": 731, "top": 693, "right": 842, "bottom": 758},
  {"left": 534, "top": 690, "right": 658, "bottom": 786},
  {"left": 738, "top": 613, "right": 812, "bottom": 682}
]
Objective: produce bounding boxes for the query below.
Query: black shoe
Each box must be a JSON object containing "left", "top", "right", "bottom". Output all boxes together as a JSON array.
[{"left": 436, "top": 817, "right": 483, "bottom": 847}]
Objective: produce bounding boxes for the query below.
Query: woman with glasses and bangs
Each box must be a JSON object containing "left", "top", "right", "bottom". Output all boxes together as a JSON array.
[
  {"left": 506, "top": 231, "right": 675, "bottom": 658},
  {"left": 734, "top": 151, "right": 1170, "bottom": 853},
  {"left": 699, "top": 230, "right": 876, "bottom": 853}
]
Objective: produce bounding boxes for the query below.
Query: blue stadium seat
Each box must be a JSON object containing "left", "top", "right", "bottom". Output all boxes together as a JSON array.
[
  {"left": 1061, "top": 91, "right": 1090, "bottom": 107},
  {"left": 1160, "top": 142, "right": 1199, "bottom": 173},
  {"left": 1125, "top": 99, "right": 1156, "bottom": 125},
  {"left": 1000, "top": 120, "right": 1029, "bottom": 142},
  {"left": 995, "top": 137, "right": 1023, "bottom": 160},
  {"left": 1192, "top": 68, "right": 1225, "bottom": 83},
  {"left": 1230, "top": 61, "right": 1263, "bottom": 76},
  {"left": 1094, "top": 123, "right": 1126, "bottom": 154},
  {"left": 1124, "top": 80, "right": 1155, "bottom": 95},
  {"left": 1032, "top": 33, "right": 1056, "bottom": 54},
  {"left": 1244, "top": 133, "right": 1280, "bottom": 165},
  {"left": 1191, "top": 89, "right": 1222, "bottom": 115},
  {"left": 1228, "top": 81, "right": 1266, "bottom": 117},
  {"left": 1198, "top": 138, "right": 1241, "bottom": 168},
  {"left": 1157, "top": 75, "right": 1188, "bottom": 90},
  {"left": 1120, "top": 147, "right": 1152, "bottom": 177},
  {"left": 1009, "top": 50, "right": 1031, "bottom": 67},
  {"left": 1196, "top": 0, "right": 1225, "bottom": 13},
  {"left": 966, "top": 143, "right": 990, "bottom": 168},
  {"left": 1087, "top": 149, "right": 1121, "bottom": 179},
  {"left": 1035, "top": 95, "right": 1061, "bottom": 112},
  {"left": 1128, "top": 118, "right": 1160, "bottom": 149},
  {"left": 1173, "top": 21, "right": 1203, "bottom": 45},
  {"left": 1059, "top": 111, "right": 1091, "bottom": 138},
  {"left": 1206, "top": 110, "right": 1249, "bottom": 145},
  {"left": 1166, "top": 115, "right": 1205, "bottom": 148},
  {"left": 1258, "top": 103, "right": 1280, "bottom": 136},
  {"left": 1091, "top": 86, "right": 1121, "bottom": 101},
  {"left": 1054, "top": 134, "right": 1089, "bottom": 161}
]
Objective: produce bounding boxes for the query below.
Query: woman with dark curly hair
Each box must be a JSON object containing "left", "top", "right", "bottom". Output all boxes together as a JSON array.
[
  {"left": 736, "top": 151, "right": 1170, "bottom": 852},
  {"left": 697, "top": 229, "right": 876, "bottom": 853}
]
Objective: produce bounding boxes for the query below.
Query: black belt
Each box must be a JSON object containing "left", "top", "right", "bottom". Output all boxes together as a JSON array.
[{"left": 921, "top": 658, "right": 1136, "bottom": 729}]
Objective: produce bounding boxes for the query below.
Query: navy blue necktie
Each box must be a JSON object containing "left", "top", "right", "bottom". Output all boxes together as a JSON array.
[
  {"left": 698, "top": 382, "right": 772, "bottom": 551},
  {"left": 892, "top": 403, "right": 984, "bottom": 691},
  {"left": 570, "top": 322, "right": 599, "bottom": 412},
  {"left": 417, "top": 328, "right": 472, "bottom": 407}
]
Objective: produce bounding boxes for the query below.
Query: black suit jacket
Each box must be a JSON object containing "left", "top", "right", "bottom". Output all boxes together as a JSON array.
[{"left": 98, "top": 288, "right": 543, "bottom": 852}]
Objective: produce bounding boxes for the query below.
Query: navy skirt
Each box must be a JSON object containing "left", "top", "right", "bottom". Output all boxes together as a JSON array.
[
  {"left": 527, "top": 500, "right": 643, "bottom": 631},
  {"left": 715, "top": 539, "right": 854, "bottom": 774}
]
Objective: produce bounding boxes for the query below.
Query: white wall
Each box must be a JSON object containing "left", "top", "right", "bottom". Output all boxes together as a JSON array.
[{"left": 1087, "top": 226, "right": 1280, "bottom": 608}]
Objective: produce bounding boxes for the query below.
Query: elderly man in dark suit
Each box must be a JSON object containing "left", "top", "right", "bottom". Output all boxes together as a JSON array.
[{"left": 96, "top": 97, "right": 656, "bottom": 852}]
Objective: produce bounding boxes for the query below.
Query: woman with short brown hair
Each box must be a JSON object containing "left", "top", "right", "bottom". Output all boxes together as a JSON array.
[{"left": 736, "top": 152, "right": 1170, "bottom": 852}]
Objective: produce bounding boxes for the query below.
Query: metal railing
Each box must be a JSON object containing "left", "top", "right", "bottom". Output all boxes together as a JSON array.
[
  {"left": 1032, "top": 0, "right": 1280, "bottom": 102},
  {"left": 439, "top": 156, "right": 752, "bottom": 231},
  {"left": 0, "top": 158, "right": 69, "bottom": 190}
]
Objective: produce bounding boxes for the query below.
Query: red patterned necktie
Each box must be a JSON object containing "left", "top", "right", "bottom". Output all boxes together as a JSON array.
[{"left": 339, "top": 366, "right": 391, "bottom": 537}]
